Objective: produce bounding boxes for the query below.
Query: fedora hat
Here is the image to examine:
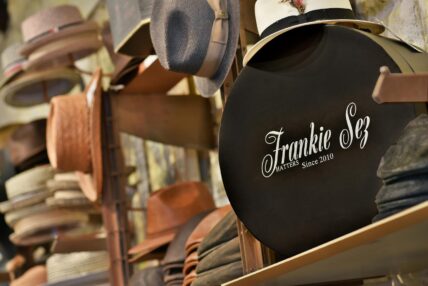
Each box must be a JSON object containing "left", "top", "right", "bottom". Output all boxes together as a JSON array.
[
  {"left": 20, "top": 5, "right": 101, "bottom": 68},
  {"left": 0, "top": 67, "right": 82, "bottom": 107},
  {"left": 243, "top": 0, "right": 385, "bottom": 65},
  {"left": 106, "top": 0, "right": 155, "bottom": 57},
  {"left": 0, "top": 43, "right": 26, "bottom": 89},
  {"left": 150, "top": 0, "right": 240, "bottom": 97},
  {"left": 6, "top": 119, "right": 47, "bottom": 168},
  {"left": 47, "top": 69, "right": 103, "bottom": 201},
  {"left": 128, "top": 182, "right": 215, "bottom": 262}
]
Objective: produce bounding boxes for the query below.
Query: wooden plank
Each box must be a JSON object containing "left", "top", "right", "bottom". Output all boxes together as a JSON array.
[
  {"left": 224, "top": 201, "right": 428, "bottom": 286},
  {"left": 119, "top": 56, "right": 186, "bottom": 95},
  {"left": 112, "top": 94, "right": 215, "bottom": 150}
]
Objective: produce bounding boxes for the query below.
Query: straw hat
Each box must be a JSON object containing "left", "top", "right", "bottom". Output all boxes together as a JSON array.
[
  {"left": 20, "top": 5, "right": 102, "bottom": 70},
  {"left": 243, "top": 0, "right": 385, "bottom": 65},
  {"left": 47, "top": 69, "right": 103, "bottom": 201}
]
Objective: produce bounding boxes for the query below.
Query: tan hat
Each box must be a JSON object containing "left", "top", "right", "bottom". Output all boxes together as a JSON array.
[
  {"left": 128, "top": 182, "right": 215, "bottom": 263},
  {"left": 47, "top": 69, "right": 103, "bottom": 201},
  {"left": 5, "top": 165, "right": 54, "bottom": 199},
  {"left": 20, "top": 5, "right": 101, "bottom": 70}
]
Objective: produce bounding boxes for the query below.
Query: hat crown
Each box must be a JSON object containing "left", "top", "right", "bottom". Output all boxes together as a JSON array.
[
  {"left": 22, "top": 5, "right": 84, "bottom": 43},
  {"left": 255, "top": 0, "right": 353, "bottom": 35},
  {"left": 146, "top": 182, "right": 215, "bottom": 237}
]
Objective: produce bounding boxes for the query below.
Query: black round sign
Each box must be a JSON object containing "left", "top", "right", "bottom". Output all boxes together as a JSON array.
[{"left": 219, "top": 25, "right": 418, "bottom": 257}]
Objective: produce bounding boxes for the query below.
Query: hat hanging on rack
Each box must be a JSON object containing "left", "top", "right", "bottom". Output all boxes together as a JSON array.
[
  {"left": 150, "top": 0, "right": 240, "bottom": 97},
  {"left": 105, "top": 0, "right": 155, "bottom": 57},
  {"left": 0, "top": 43, "right": 82, "bottom": 107},
  {"left": 46, "top": 69, "right": 103, "bottom": 202},
  {"left": 20, "top": 5, "right": 103, "bottom": 71},
  {"left": 243, "top": 0, "right": 385, "bottom": 65}
]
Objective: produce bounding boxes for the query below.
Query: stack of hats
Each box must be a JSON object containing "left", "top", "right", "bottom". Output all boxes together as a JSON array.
[
  {"left": 161, "top": 210, "right": 212, "bottom": 286},
  {"left": 128, "top": 182, "right": 216, "bottom": 263},
  {"left": 0, "top": 165, "right": 94, "bottom": 246},
  {"left": 374, "top": 114, "right": 428, "bottom": 222},
  {"left": 0, "top": 4, "right": 103, "bottom": 108},
  {"left": 45, "top": 251, "right": 109, "bottom": 285},
  {"left": 192, "top": 211, "right": 243, "bottom": 286},
  {"left": 183, "top": 205, "right": 232, "bottom": 286}
]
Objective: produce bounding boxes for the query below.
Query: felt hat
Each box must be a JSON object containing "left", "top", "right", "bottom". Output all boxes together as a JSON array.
[
  {"left": 106, "top": 0, "right": 155, "bottom": 57},
  {"left": 243, "top": 0, "right": 385, "bottom": 65},
  {"left": 150, "top": 0, "right": 240, "bottom": 97},
  {"left": 47, "top": 69, "right": 103, "bottom": 201},
  {"left": 20, "top": 5, "right": 102, "bottom": 70},
  {"left": 6, "top": 119, "right": 47, "bottom": 168},
  {"left": 128, "top": 182, "right": 215, "bottom": 263},
  {"left": 219, "top": 25, "right": 428, "bottom": 257}
]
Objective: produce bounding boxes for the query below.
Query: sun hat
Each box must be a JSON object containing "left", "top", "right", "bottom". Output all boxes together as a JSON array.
[
  {"left": 128, "top": 182, "right": 215, "bottom": 263},
  {"left": 150, "top": 0, "right": 240, "bottom": 97},
  {"left": 0, "top": 43, "right": 26, "bottom": 89},
  {"left": 6, "top": 119, "right": 47, "bottom": 168},
  {"left": 106, "top": 0, "right": 155, "bottom": 57},
  {"left": 47, "top": 69, "right": 103, "bottom": 201},
  {"left": 0, "top": 67, "right": 82, "bottom": 107},
  {"left": 20, "top": 5, "right": 101, "bottom": 70},
  {"left": 243, "top": 0, "right": 385, "bottom": 65}
]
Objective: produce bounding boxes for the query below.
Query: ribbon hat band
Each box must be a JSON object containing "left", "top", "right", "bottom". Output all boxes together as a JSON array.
[{"left": 196, "top": 0, "right": 229, "bottom": 78}]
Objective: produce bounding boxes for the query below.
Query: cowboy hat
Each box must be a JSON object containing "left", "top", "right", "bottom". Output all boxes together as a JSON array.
[
  {"left": 150, "top": 0, "right": 240, "bottom": 97},
  {"left": 244, "top": 0, "right": 385, "bottom": 65}
]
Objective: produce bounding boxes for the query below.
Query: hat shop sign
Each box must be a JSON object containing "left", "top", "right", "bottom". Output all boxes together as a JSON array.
[{"left": 261, "top": 102, "right": 370, "bottom": 178}]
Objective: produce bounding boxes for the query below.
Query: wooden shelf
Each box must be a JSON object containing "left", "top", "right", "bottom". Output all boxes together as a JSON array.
[{"left": 224, "top": 202, "right": 428, "bottom": 286}]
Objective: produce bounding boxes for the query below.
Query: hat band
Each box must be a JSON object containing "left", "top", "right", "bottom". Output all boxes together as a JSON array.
[
  {"left": 28, "top": 21, "right": 84, "bottom": 43},
  {"left": 260, "top": 8, "right": 355, "bottom": 39}
]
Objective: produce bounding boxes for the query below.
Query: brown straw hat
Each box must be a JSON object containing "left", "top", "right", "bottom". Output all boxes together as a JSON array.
[
  {"left": 47, "top": 69, "right": 103, "bottom": 201},
  {"left": 20, "top": 5, "right": 101, "bottom": 68},
  {"left": 128, "top": 182, "right": 215, "bottom": 263}
]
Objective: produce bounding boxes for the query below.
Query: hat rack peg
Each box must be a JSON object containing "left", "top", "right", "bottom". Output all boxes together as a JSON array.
[{"left": 372, "top": 66, "right": 428, "bottom": 104}]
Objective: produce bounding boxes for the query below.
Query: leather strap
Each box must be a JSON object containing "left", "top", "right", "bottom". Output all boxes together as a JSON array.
[{"left": 196, "top": 0, "right": 229, "bottom": 78}]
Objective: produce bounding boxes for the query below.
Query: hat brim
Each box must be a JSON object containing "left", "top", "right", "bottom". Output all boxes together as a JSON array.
[
  {"left": 114, "top": 19, "right": 153, "bottom": 57},
  {"left": 20, "top": 21, "right": 99, "bottom": 56},
  {"left": 244, "top": 19, "right": 385, "bottom": 66},
  {"left": 24, "top": 32, "right": 103, "bottom": 71},
  {"left": 128, "top": 230, "right": 176, "bottom": 263},
  {"left": 0, "top": 69, "right": 23, "bottom": 89},
  {"left": 194, "top": 0, "right": 241, "bottom": 97},
  {"left": 0, "top": 68, "right": 82, "bottom": 107}
]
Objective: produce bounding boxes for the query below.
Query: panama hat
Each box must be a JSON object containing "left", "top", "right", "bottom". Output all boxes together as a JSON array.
[
  {"left": 243, "top": 0, "right": 385, "bottom": 65},
  {"left": 106, "top": 0, "right": 155, "bottom": 57},
  {"left": 150, "top": 0, "right": 240, "bottom": 97},
  {"left": 0, "top": 43, "right": 26, "bottom": 89},
  {"left": 20, "top": 5, "right": 101, "bottom": 70},
  {"left": 47, "top": 69, "right": 103, "bottom": 201}
]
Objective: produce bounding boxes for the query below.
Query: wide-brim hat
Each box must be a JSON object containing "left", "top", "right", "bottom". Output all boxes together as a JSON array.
[
  {"left": 243, "top": 0, "right": 385, "bottom": 65},
  {"left": 0, "top": 67, "right": 82, "bottom": 107},
  {"left": 128, "top": 182, "right": 215, "bottom": 263},
  {"left": 219, "top": 25, "right": 428, "bottom": 257},
  {"left": 20, "top": 5, "right": 100, "bottom": 57},
  {"left": 151, "top": 0, "right": 240, "bottom": 97},
  {"left": 47, "top": 69, "right": 103, "bottom": 201}
]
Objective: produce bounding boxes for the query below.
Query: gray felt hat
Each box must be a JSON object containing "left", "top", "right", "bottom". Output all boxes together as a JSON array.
[{"left": 150, "top": 0, "right": 240, "bottom": 97}]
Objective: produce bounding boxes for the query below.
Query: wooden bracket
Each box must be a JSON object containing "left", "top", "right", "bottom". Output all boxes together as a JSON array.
[{"left": 373, "top": 66, "right": 428, "bottom": 103}]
